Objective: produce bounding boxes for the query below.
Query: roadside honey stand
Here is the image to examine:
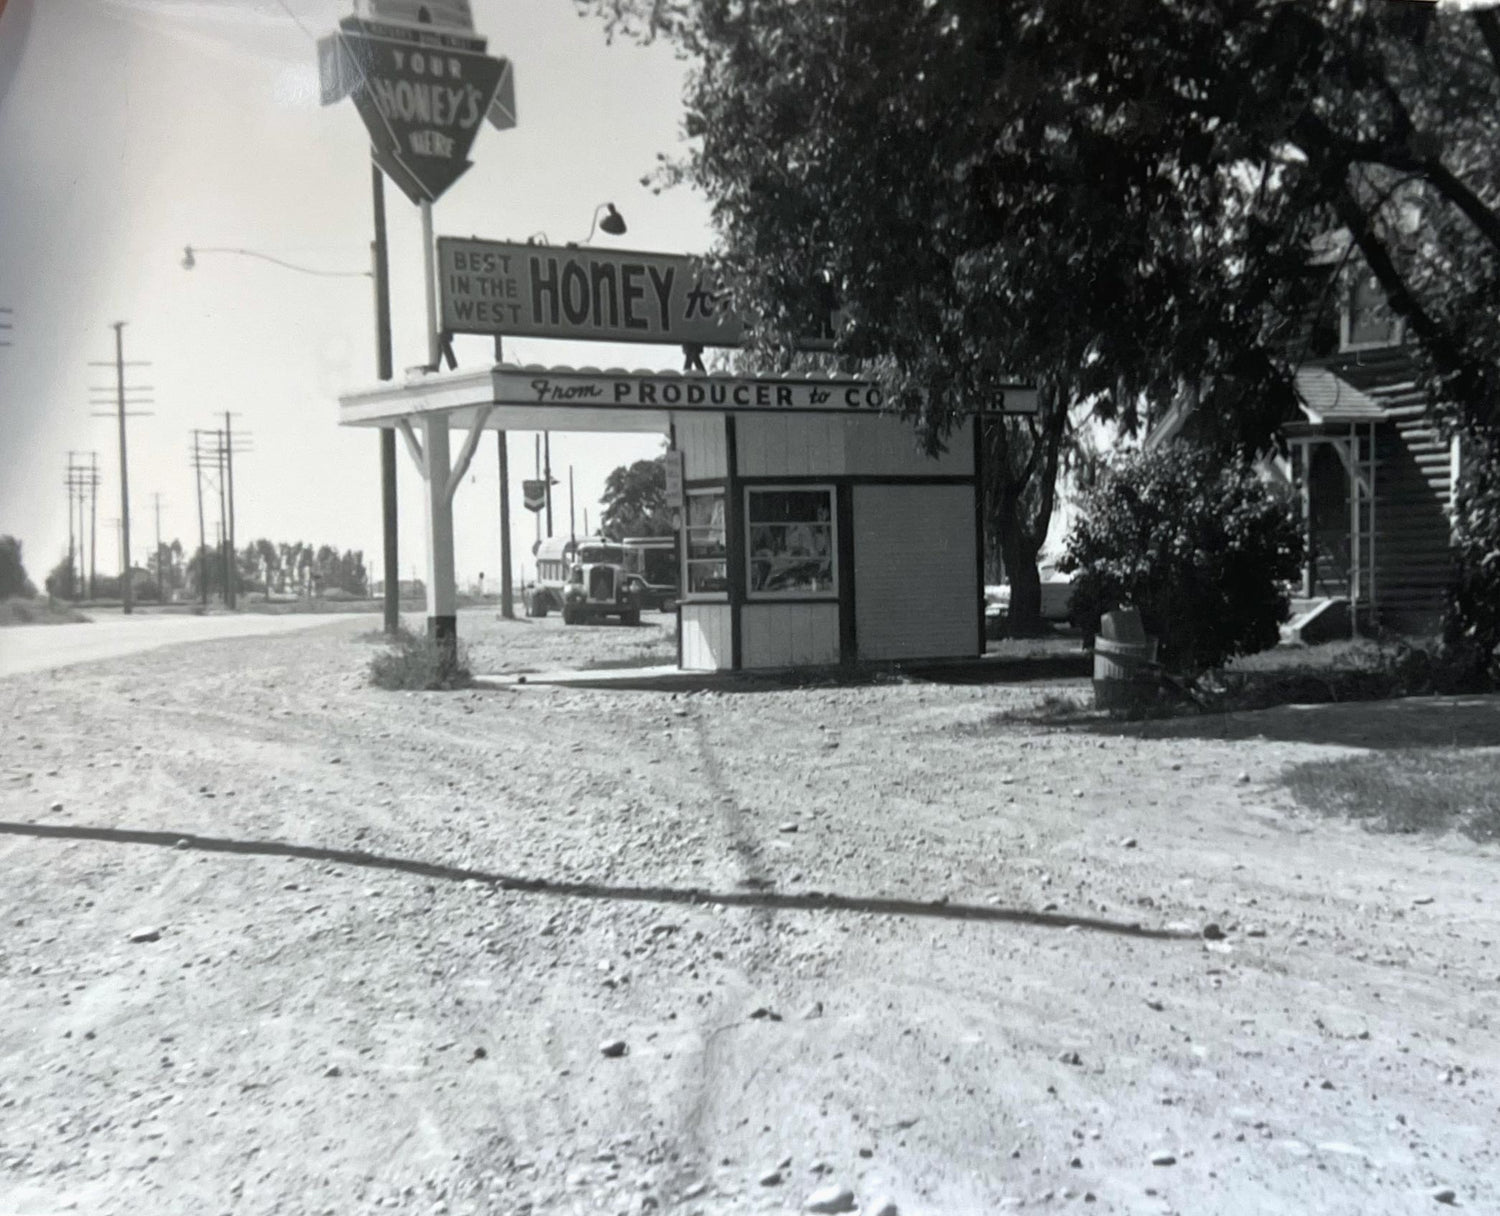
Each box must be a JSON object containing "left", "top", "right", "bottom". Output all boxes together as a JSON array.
[{"left": 338, "top": 238, "right": 1036, "bottom": 672}]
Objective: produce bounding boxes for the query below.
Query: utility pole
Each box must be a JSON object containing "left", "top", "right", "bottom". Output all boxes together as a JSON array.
[
  {"left": 152, "top": 492, "right": 165, "bottom": 600},
  {"left": 223, "top": 412, "right": 237, "bottom": 610},
  {"left": 63, "top": 457, "right": 78, "bottom": 600},
  {"left": 66, "top": 452, "right": 105, "bottom": 600},
  {"left": 544, "top": 432, "right": 554, "bottom": 538},
  {"left": 217, "top": 429, "right": 230, "bottom": 606},
  {"left": 190, "top": 431, "right": 228, "bottom": 605},
  {"left": 87, "top": 326, "right": 151, "bottom": 613},
  {"left": 569, "top": 466, "right": 576, "bottom": 544},
  {"left": 89, "top": 452, "right": 98, "bottom": 599},
  {"left": 373, "top": 164, "right": 399, "bottom": 635},
  {"left": 534, "top": 435, "right": 542, "bottom": 548},
  {"left": 192, "top": 432, "right": 207, "bottom": 605},
  {"left": 192, "top": 421, "right": 249, "bottom": 609},
  {"left": 113, "top": 324, "right": 131, "bottom": 613}
]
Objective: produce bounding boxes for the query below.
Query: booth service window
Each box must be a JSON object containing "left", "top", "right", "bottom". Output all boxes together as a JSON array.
[
  {"left": 747, "top": 487, "right": 836, "bottom": 598},
  {"left": 684, "top": 490, "right": 728, "bottom": 595}
]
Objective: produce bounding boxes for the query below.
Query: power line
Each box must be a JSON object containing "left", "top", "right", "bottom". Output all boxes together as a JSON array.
[{"left": 272, "top": 0, "right": 317, "bottom": 44}]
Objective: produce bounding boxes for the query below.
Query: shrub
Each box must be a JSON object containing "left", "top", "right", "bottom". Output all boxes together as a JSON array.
[
  {"left": 1059, "top": 444, "right": 1304, "bottom": 674},
  {"left": 44, "top": 554, "right": 77, "bottom": 600},
  {"left": 368, "top": 628, "right": 473, "bottom": 691},
  {"left": 1444, "top": 426, "right": 1500, "bottom": 686},
  {"left": 0, "top": 535, "right": 36, "bottom": 599}
]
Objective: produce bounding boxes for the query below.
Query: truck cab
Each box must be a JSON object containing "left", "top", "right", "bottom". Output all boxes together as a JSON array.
[{"left": 527, "top": 536, "right": 641, "bottom": 625}]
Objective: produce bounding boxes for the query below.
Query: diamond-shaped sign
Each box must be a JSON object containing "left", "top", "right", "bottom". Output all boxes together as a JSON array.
[{"left": 319, "top": 17, "right": 512, "bottom": 205}]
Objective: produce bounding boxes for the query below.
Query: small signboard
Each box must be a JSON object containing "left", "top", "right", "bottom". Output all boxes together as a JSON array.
[
  {"left": 318, "top": 17, "right": 513, "bottom": 205},
  {"left": 510, "top": 368, "right": 885, "bottom": 411},
  {"left": 663, "top": 450, "right": 684, "bottom": 509},
  {"left": 521, "top": 478, "right": 547, "bottom": 512}
]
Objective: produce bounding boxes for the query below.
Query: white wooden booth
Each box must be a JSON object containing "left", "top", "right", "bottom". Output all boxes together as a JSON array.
[{"left": 339, "top": 363, "right": 987, "bottom": 672}]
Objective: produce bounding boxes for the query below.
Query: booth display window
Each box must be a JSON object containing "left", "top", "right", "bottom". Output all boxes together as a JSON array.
[
  {"left": 746, "top": 487, "right": 836, "bottom": 597},
  {"left": 683, "top": 490, "right": 728, "bottom": 595}
]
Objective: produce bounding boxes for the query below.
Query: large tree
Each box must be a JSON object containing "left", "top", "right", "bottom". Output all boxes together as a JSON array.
[
  {"left": 584, "top": 0, "right": 1500, "bottom": 627},
  {"left": 600, "top": 456, "right": 674, "bottom": 538}
]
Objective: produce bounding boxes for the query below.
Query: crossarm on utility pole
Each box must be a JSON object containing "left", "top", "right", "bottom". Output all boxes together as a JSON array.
[
  {"left": 444, "top": 406, "right": 495, "bottom": 503},
  {"left": 397, "top": 418, "right": 426, "bottom": 477}
]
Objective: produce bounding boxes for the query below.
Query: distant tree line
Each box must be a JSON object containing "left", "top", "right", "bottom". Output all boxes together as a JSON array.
[{"left": 18, "top": 535, "right": 368, "bottom": 604}]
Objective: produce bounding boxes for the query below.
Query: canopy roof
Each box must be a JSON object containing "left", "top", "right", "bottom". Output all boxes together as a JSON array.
[{"left": 338, "top": 362, "right": 883, "bottom": 434}]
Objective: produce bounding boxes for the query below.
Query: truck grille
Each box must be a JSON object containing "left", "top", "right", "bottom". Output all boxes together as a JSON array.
[{"left": 589, "top": 567, "right": 614, "bottom": 600}]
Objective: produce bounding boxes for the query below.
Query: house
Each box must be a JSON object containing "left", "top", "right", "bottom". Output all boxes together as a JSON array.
[{"left": 1149, "top": 258, "right": 1460, "bottom": 639}]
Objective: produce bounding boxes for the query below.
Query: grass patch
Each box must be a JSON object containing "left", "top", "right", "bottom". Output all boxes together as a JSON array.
[
  {"left": 575, "top": 633, "right": 678, "bottom": 672},
  {"left": 0, "top": 597, "right": 91, "bottom": 626},
  {"left": 368, "top": 628, "right": 473, "bottom": 691},
  {"left": 1284, "top": 749, "right": 1500, "bottom": 843},
  {"left": 991, "top": 690, "right": 1098, "bottom": 725}
]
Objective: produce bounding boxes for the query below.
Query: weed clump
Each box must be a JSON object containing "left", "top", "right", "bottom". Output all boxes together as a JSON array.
[{"left": 368, "top": 628, "right": 473, "bottom": 691}]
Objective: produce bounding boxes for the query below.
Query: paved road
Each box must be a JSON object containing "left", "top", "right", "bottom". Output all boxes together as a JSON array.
[{"left": 0, "top": 611, "right": 362, "bottom": 678}]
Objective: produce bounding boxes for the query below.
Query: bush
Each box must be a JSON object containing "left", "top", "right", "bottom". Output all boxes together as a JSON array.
[
  {"left": 0, "top": 535, "right": 36, "bottom": 599},
  {"left": 1444, "top": 426, "right": 1500, "bottom": 686},
  {"left": 368, "top": 628, "right": 473, "bottom": 691},
  {"left": 44, "top": 554, "right": 77, "bottom": 600},
  {"left": 1059, "top": 444, "right": 1304, "bottom": 674}
]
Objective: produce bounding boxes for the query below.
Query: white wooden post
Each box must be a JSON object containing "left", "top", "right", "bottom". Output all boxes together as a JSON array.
[{"left": 422, "top": 412, "right": 457, "bottom": 650}]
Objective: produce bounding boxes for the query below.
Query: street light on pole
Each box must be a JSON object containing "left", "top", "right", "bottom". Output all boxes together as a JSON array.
[
  {"left": 181, "top": 246, "right": 372, "bottom": 279},
  {"left": 180, "top": 223, "right": 401, "bottom": 634}
]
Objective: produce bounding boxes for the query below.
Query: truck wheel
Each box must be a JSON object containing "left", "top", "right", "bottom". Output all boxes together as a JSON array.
[
  {"left": 621, "top": 609, "right": 640, "bottom": 627},
  {"left": 562, "top": 605, "right": 577, "bottom": 625}
]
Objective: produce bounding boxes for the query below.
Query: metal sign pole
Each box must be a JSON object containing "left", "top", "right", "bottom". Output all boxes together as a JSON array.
[
  {"left": 495, "top": 335, "right": 514, "bottom": 618},
  {"left": 421, "top": 200, "right": 440, "bottom": 370}
]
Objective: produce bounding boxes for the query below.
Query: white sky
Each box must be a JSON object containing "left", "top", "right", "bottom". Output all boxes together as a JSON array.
[{"left": 0, "top": 0, "right": 709, "bottom": 588}]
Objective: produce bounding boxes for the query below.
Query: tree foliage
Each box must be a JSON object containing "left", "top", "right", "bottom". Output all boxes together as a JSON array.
[
  {"left": 1445, "top": 426, "right": 1500, "bottom": 684},
  {"left": 1060, "top": 446, "right": 1305, "bottom": 674},
  {"left": 0, "top": 535, "right": 35, "bottom": 599},
  {"left": 581, "top": 0, "right": 1500, "bottom": 630},
  {"left": 587, "top": 1, "right": 1500, "bottom": 427},
  {"left": 600, "top": 456, "right": 674, "bottom": 538}
]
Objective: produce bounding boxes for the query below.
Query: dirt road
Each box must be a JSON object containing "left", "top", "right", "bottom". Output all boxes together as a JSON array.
[
  {"left": 0, "top": 608, "right": 356, "bottom": 678},
  {"left": 2, "top": 613, "right": 1497, "bottom": 1215}
]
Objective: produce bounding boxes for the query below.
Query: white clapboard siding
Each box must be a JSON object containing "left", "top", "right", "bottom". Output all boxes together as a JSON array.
[
  {"left": 736, "top": 413, "right": 847, "bottom": 478},
  {"left": 740, "top": 602, "right": 840, "bottom": 669},
  {"left": 843, "top": 416, "right": 973, "bottom": 478},
  {"left": 674, "top": 414, "right": 727, "bottom": 480},
  {"left": 853, "top": 484, "right": 978, "bottom": 661},
  {"left": 680, "top": 603, "right": 732, "bottom": 671}
]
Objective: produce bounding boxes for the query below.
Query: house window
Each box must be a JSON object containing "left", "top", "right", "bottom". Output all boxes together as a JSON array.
[
  {"left": 746, "top": 486, "right": 836, "bottom": 598},
  {"left": 1343, "top": 272, "right": 1401, "bottom": 350},
  {"left": 683, "top": 490, "right": 728, "bottom": 595}
]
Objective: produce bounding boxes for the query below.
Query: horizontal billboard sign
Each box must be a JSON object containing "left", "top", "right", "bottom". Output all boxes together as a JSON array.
[
  {"left": 438, "top": 238, "right": 836, "bottom": 348},
  {"left": 492, "top": 367, "right": 882, "bottom": 411}
]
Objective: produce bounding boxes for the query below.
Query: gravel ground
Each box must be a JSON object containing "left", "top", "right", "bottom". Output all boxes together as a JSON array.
[{"left": 2, "top": 611, "right": 1498, "bottom": 1216}]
